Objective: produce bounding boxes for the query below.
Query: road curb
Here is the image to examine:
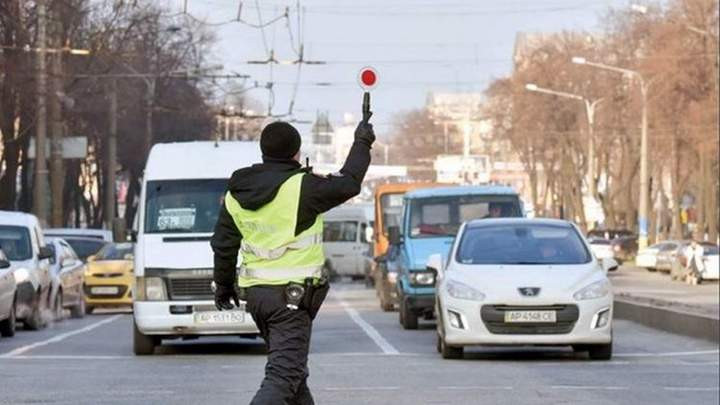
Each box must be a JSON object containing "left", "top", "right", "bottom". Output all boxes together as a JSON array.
[{"left": 614, "top": 297, "right": 719, "bottom": 343}]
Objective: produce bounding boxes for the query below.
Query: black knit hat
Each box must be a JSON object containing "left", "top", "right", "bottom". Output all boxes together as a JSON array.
[{"left": 260, "top": 121, "right": 301, "bottom": 159}]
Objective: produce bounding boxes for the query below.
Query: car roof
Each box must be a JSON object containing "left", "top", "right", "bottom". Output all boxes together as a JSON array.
[
  {"left": 45, "top": 228, "right": 112, "bottom": 241},
  {"left": 404, "top": 185, "right": 518, "bottom": 199},
  {"left": 465, "top": 217, "right": 573, "bottom": 228},
  {"left": 145, "top": 141, "right": 261, "bottom": 181},
  {"left": 60, "top": 236, "right": 108, "bottom": 243},
  {"left": 0, "top": 210, "right": 40, "bottom": 228}
]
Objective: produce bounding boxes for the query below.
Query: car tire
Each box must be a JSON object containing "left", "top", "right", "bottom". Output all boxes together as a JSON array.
[
  {"left": 400, "top": 298, "right": 418, "bottom": 330},
  {"left": 380, "top": 299, "right": 394, "bottom": 312},
  {"left": 85, "top": 305, "right": 94, "bottom": 315},
  {"left": 53, "top": 290, "right": 64, "bottom": 321},
  {"left": 647, "top": 267, "right": 656, "bottom": 272},
  {"left": 70, "top": 291, "right": 86, "bottom": 319},
  {"left": 133, "top": 321, "right": 157, "bottom": 355},
  {"left": 24, "top": 292, "right": 47, "bottom": 331},
  {"left": 440, "top": 337, "right": 463, "bottom": 359},
  {"left": 587, "top": 342, "right": 612, "bottom": 360},
  {"left": 0, "top": 299, "right": 16, "bottom": 337},
  {"left": 436, "top": 332, "right": 442, "bottom": 353}
]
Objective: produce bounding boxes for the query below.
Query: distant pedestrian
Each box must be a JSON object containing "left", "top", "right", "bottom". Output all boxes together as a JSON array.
[{"left": 683, "top": 240, "right": 705, "bottom": 285}]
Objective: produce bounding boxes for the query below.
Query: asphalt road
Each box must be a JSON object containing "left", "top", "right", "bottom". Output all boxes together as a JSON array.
[{"left": 1, "top": 283, "right": 718, "bottom": 405}]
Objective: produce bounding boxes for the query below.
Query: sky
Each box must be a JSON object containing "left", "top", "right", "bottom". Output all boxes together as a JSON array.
[{"left": 157, "top": 0, "right": 633, "bottom": 137}]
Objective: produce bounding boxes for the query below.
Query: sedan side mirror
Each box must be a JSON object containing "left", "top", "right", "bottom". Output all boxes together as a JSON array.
[
  {"left": 426, "top": 253, "right": 444, "bottom": 283},
  {"left": 388, "top": 226, "right": 403, "bottom": 246},
  {"left": 38, "top": 246, "right": 54, "bottom": 260},
  {"left": 601, "top": 257, "right": 619, "bottom": 273},
  {"left": 0, "top": 259, "right": 10, "bottom": 269}
]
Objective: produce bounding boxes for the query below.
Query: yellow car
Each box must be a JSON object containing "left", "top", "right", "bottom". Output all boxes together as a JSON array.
[{"left": 84, "top": 242, "right": 134, "bottom": 313}]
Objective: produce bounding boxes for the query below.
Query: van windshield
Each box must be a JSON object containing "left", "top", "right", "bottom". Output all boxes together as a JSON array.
[
  {"left": 0, "top": 225, "right": 32, "bottom": 261},
  {"left": 409, "top": 195, "right": 521, "bottom": 238},
  {"left": 144, "top": 179, "right": 227, "bottom": 234}
]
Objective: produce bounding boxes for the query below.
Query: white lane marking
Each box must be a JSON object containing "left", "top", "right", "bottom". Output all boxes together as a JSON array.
[
  {"left": 2, "top": 355, "right": 132, "bottom": 360},
  {"left": 664, "top": 387, "right": 719, "bottom": 392},
  {"left": 439, "top": 386, "right": 513, "bottom": 390},
  {"left": 0, "top": 315, "right": 123, "bottom": 358},
  {"left": 551, "top": 385, "right": 628, "bottom": 391},
  {"left": 615, "top": 349, "right": 719, "bottom": 358},
  {"left": 324, "top": 386, "right": 400, "bottom": 391},
  {"left": 336, "top": 298, "right": 399, "bottom": 355}
]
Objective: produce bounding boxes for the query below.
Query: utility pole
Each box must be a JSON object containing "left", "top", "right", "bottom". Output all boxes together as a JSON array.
[
  {"left": 50, "top": 44, "right": 64, "bottom": 227},
  {"left": 33, "top": 0, "right": 49, "bottom": 224},
  {"left": 144, "top": 78, "right": 156, "bottom": 157},
  {"left": 105, "top": 79, "right": 118, "bottom": 230}
]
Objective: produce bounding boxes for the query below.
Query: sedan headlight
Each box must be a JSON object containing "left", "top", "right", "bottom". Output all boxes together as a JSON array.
[
  {"left": 574, "top": 279, "right": 611, "bottom": 301},
  {"left": 14, "top": 268, "right": 30, "bottom": 283},
  {"left": 445, "top": 279, "right": 485, "bottom": 301},
  {"left": 135, "top": 276, "right": 167, "bottom": 301},
  {"left": 409, "top": 271, "right": 435, "bottom": 286}
]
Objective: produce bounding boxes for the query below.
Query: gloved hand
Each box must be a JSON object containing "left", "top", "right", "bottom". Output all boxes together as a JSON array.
[
  {"left": 354, "top": 119, "right": 375, "bottom": 147},
  {"left": 214, "top": 283, "right": 240, "bottom": 311}
]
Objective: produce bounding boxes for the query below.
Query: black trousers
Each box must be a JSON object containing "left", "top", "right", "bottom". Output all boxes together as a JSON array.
[{"left": 246, "top": 286, "right": 319, "bottom": 405}]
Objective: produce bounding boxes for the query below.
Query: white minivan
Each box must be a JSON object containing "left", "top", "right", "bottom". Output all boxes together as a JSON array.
[
  {"left": 132, "top": 141, "right": 260, "bottom": 355},
  {"left": 322, "top": 204, "right": 373, "bottom": 280}
]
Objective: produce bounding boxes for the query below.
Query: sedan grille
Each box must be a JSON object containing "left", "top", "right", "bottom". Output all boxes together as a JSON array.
[
  {"left": 167, "top": 278, "right": 214, "bottom": 301},
  {"left": 481, "top": 304, "right": 579, "bottom": 335}
]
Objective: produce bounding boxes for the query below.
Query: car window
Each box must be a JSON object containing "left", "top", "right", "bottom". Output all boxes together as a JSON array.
[
  {"left": 94, "top": 243, "right": 134, "bottom": 260},
  {"left": 324, "top": 221, "right": 358, "bottom": 242},
  {"left": 359, "top": 223, "right": 368, "bottom": 243},
  {"left": 144, "top": 179, "right": 227, "bottom": 234},
  {"left": 704, "top": 246, "right": 719, "bottom": 255},
  {"left": 65, "top": 239, "right": 107, "bottom": 261},
  {"left": 456, "top": 223, "right": 592, "bottom": 265},
  {"left": 380, "top": 193, "right": 404, "bottom": 236},
  {"left": 0, "top": 225, "right": 33, "bottom": 261}
]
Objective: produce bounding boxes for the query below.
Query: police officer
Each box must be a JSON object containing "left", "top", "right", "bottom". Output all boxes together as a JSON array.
[{"left": 211, "top": 114, "right": 374, "bottom": 404}]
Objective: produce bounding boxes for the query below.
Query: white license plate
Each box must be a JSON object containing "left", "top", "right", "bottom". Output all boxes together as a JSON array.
[
  {"left": 193, "top": 311, "right": 245, "bottom": 324},
  {"left": 504, "top": 310, "right": 557, "bottom": 323},
  {"left": 91, "top": 286, "right": 119, "bottom": 295}
]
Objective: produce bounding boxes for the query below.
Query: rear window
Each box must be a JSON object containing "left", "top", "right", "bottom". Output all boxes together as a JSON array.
[
  {"left": 457, "top": 223, "right": 591, "bottom": 265},
  {"left": 0, "top": 225, "right": 33, "bottom": 261},
  {"left": 65, "top": 239, "right": 107, "bottom": 261},
  {"left": 324, "top": 221, "right": 358, "bottom": 242}
]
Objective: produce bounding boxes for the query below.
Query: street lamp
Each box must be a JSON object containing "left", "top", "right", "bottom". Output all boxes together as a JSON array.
[
  {"left": 525, "top": 83, "right": 603, "bottom": 199},
  {"left": 572, "top": 56, "right": 655, "bottom": 249}
]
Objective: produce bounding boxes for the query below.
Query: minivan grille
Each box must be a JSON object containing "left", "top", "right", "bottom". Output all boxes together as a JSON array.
[{"left": 167, "top": 278, "right": 213, "bottom": 300}]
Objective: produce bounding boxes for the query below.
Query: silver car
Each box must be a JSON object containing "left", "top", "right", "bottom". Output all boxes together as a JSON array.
[{"left": 46, "top": 238, "right": 87, "bottom": 319}]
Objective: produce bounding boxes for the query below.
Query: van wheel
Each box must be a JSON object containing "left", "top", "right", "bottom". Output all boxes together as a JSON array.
[
  {"left": 133, "top": 321, "right": 158, "bottom": 355},
  {"left": 0, "top": 299, "right": 16, "bottom": 337},
  {"left": 587, "top": 342, "right": 613, "bottom": 360},
  {"left": 400, "top": 299, "right": 418, "bottom": 330},
  {"left": 53, "top": 291, "right": 64, "bottom": 321},
  {"left": 70, "top": 291, "right": 86, "bottom": 319}
]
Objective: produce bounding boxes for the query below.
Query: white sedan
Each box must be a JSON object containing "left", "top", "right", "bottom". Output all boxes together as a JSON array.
[{"left": 432, "top": 218, "right": 616, "bottom": 360}]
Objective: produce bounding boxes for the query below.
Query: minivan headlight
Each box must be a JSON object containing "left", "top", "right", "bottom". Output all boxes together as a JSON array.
[
  {"left": 135, "top": 276, "right": 167, "bottom": 301},
  {"left": 574, "top": 279, "right": 611, "bottom": 301},
  {"left": 445, "top": 279, "right": 485, "bottom": 301},
  {"left": 409, "top": 271, "right": 435, "bottom": 286}
]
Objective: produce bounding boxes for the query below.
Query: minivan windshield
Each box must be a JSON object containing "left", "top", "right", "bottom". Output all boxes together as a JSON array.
[
  {"left": 457, "top": 223, "right": 591, "bottom": 265},
  {"left": 0, "top": 225, "right": 32, "bottom": 261},
  {"left": 409, "top": 195, "right": 521, "bottom": 238},
  {"left": 144, "top": 179, "right": 227, "bottom": 233}
]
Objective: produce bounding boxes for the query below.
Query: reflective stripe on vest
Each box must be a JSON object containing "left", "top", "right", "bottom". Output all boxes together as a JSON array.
[{"left": 224, "top": 172, "right": 325, "bottom": 287}]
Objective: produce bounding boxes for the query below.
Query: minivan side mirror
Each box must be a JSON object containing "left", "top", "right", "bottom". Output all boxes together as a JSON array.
[
  {"left": 38, "top": 246, "right": 54, "bottom": 260},
  {"left": 388, "top": 226, "right": 402, "bottom": 246},
  {"left": 0, "top": 259, "right": 10, "bottom": 269}
]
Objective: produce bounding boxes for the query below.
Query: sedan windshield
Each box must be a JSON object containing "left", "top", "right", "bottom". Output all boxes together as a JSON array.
[
  {"left": 0, "top": 225, "right": 32, "bottom": 261},
  {"left": 457, "top": 223, "right": 592, "bottom": 265},
  {"left": 95, "top": 243, "right": 134, "bottom": 261},
  {"left": 144, "top": 179, "right": 227, "bottom": 234}
]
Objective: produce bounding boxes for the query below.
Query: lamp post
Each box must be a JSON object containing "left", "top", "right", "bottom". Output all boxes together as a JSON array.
[
  {"left": 572, "top": 56, "right": 655, "bottom": 249},
  {"left": 525, "top": 83, "right": 603, "bottom": 199}
]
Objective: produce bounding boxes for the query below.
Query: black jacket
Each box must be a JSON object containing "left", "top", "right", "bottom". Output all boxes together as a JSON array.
[{"left": 211, "top": 140, "right": 371, "bottom": 287}]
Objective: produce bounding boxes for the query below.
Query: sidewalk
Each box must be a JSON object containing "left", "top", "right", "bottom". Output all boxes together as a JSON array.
[{"left": 610, "top": 265, "right": 719, "bottom": 319}]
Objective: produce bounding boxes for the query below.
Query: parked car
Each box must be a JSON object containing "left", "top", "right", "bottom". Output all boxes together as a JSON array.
[
  {"left": 0, "top": 248, "right": 17, "bottom": 337},
  {"left": 44, "top": 228, "right": 113, "bottom": 243},
  {"left": 390, "top": 185, "right": 524, "bottom": 330},
  {"left": 84, "top": 242, "right": 135, "bottom": 314},
  {"left": 0, "top": 211, "right": 53, "bottom": 330},
  {"left": 587, "top": 237, "right": 615, "bottom": 263},
  {"left": 59, "top": 236, "right": 108, "bottom": 262},
  {"left": 655, "top": 241, "right": 706, "bottom": 273},
  {"left": 669, "top": 242, "right": 719, "bottom": 282},
  {"left": 322, "top": 205, "right": 373, "bottom": 280},
  {"left": 636, "top": 241, "right": 682, "bottom": 271},
  {"left": 433, "top": 218, "right": 616, "bottom": 360},
  {"left": 46, "top": 238, "right": 87, "bottom": 319},
  {"left": 609, "top": 235, "right": 638, "bottom": 264}
]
